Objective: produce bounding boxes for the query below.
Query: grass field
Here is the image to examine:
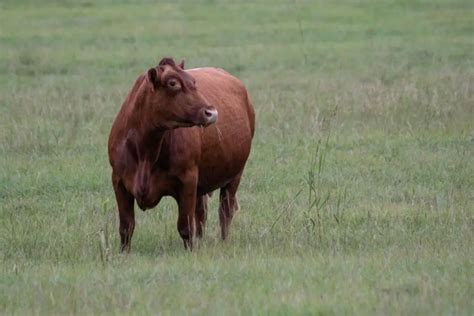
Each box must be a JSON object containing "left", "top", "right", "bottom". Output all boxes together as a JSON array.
[{"left": 1, "top": 0, "right": 473, "bottom": 314}]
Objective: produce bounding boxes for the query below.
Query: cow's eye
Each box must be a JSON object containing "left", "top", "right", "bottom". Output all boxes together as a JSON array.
[{"left": 167, "top": 79, "right": 181, "bottom": 91}]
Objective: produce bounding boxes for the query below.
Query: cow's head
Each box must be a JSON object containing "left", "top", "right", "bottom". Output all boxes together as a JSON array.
[{"left": 143, "top": 57, "right": 218, "bottom": 130}]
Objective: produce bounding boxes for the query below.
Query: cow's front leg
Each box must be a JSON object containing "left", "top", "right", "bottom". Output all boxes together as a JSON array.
[
  {"left": 112, "top": 174, "right": 135, "bottom": 253},
  {"left": 177, "top": 169, "right": 198, "bottom": 250}
]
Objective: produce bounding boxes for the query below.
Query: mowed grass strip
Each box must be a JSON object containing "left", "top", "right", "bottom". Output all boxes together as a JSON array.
[{"left": 0, "top": 0, "right": 473, "bottom": 314}]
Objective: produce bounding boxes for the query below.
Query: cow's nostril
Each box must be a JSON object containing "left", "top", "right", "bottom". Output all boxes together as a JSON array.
[{"left": 202, "top": 108, "right": 218, "bottom": 126}]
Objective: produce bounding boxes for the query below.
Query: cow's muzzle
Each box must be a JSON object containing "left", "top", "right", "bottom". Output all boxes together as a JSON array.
[{"left": 199, "top": 106, "right": 218, "bottom": 126}]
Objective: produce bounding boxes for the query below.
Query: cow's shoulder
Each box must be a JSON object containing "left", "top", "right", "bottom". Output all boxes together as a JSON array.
[{"left": 159, "top": 128, "right": 202, "bottom": 176}]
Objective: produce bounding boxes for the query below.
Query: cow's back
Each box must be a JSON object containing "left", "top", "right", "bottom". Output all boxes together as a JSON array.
[{"left": 186, "top": 67, "right": 255, "bottom": 193}]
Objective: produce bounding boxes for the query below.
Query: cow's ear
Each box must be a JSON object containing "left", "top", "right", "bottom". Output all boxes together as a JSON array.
[
  {"left": 147, "top": 67, "right": 160, "bottom": 91},
  {"left": 178, "top": 59, "right": 185, "bottom": 70}
]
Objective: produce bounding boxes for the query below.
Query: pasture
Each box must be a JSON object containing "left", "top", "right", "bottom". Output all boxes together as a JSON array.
[{"left": 0, "top": 0, "right": 473, "bottom": 314}]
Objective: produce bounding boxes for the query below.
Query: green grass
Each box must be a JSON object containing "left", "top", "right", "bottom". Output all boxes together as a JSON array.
[{"left": 1, "top": 0, "right": 473, "bottom": 314}]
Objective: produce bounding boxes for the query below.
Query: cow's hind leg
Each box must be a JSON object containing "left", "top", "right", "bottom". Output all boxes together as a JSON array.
[
  {"left": 195, "top": 194, "right": 209, "bottom": 238},
  {"left": 219, "top": 172, "right": 242, "bottom": 240}
]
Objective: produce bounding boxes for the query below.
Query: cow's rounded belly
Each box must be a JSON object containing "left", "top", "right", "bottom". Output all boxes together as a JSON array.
[
  {"left": 197, "top": 132, "right": 251, "bottom": 194},
  {"left": 196, "top": 171, "right": 238, "bottom": 195}
]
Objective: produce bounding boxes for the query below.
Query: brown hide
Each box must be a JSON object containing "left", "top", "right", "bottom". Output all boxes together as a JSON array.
[{"left": 108, "top": 58, "right": 255, "bottom": 251}]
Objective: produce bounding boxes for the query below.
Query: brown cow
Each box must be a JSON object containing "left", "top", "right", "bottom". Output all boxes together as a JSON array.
[{"left": 108, "top": 57, "right": 255, "bottom": 251}]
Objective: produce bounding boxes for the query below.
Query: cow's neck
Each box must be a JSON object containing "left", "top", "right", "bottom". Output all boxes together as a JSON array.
[
  {"left": 137, "top": 127, "right": 166, "bottom": 163},
  {"left": 127, "top": 83, "right": 168, "bottom": 165}
]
